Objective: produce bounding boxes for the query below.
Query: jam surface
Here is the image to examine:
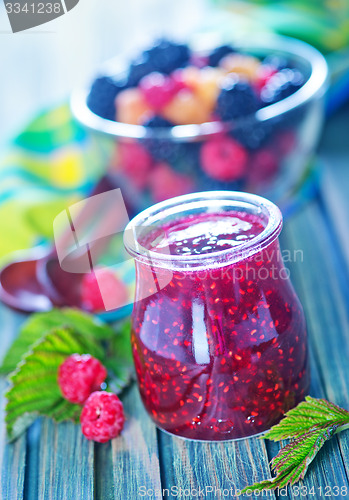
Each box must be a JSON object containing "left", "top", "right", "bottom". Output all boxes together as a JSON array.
[
  {"left": 131, "top": 211, "right": 309, "bottom": 440},
  {"left": 145, "top": 211, "right": 265, "bottom": 256}
]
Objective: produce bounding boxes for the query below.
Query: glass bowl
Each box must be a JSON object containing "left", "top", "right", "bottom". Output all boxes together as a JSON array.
[{"left": 71, "top": 35, "right": 328, "bottom": 214}]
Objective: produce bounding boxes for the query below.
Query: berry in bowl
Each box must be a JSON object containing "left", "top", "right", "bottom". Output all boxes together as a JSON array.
[{"left": 71, "top": 36, "right": 328, "bottom": 214}]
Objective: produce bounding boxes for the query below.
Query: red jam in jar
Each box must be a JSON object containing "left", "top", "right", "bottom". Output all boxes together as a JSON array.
[{"left": 124, "top": 192, "right": 309, "bottom": 440}]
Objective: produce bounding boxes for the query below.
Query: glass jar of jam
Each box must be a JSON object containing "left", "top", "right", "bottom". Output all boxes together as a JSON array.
[{"left": 124, "top": 191, "right": 309, "bottom": 441}]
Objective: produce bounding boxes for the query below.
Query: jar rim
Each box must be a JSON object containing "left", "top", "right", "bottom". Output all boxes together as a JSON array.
[{"left": 123, "top": 191, "right": 283, "bottom": 270}]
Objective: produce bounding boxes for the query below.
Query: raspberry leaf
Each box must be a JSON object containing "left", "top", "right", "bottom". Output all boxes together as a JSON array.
[
  {"left": 263, "top": 396, "right": 349, "bottom": 441},
  {"left": 0, "top": 308, "right": 114, "bottom": 375},
  {"left": 240, "top": 397, "right": 349, "bottom": 494},
  {"left": 5, "top": 327, "right": 105, "bottom": 441}
]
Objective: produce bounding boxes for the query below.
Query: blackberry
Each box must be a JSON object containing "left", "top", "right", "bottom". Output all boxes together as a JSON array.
[
  {"left": 230, "top": 120, "right": 273, "bottom": 151},
  {"left": 141, "top": 115, "right": 181, "bottom": 164},
  {"left": 127, "top": 55, "right": 156, "bottom": 87},
  {"left": 173, "top": 142, "right": 201, "bottom": 175},
  {"left": 260, "top": 68, "right": 305, "bottom": 106},
  {"left": 87, "top": 76, "right": 125, "bottom": 120},
  {"left": 215, "top": 78, "right": 260, "bottom": 121},
  {"left": 208, "top": 44, "right": 235, "bottom": 67},
  {"left": 144, "top": 39, "right": 190, "bottom": 75},
  {"left": 143, "top": 115, "right": 174, "bottom": 129}
]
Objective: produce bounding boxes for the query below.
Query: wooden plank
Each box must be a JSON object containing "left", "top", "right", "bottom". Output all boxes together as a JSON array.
[
  {"left": 319, "top": 160, "right": 349, "bottom": 278},
  {"left": 0, "top": 307, "right": 28, "bottom": 500},
  {"left": 111, "top": 384, "right": 162, "bottom": 499},
  {"left": 159, "top": 431, "right": 276, "bottom": 500},
  {"left": 318, "top": 102, "right": 349, "bottom": 276},
  {"left": 95, "top": 441, "right": 115, "bottom": 500},
  {"left": 278, "top": 202, "right": 349, "bottom": 498},
  {"left": 0, "top": 377, "right": 26, "bottom": 500},
  {"left": 265, "top": 348, "right": 347, "bottom": 499},
  {"left": 37, "top": 419, "right": 95, "bottom": 500}
]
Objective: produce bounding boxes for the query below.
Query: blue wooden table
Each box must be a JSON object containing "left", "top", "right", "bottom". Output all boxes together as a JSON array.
[{"left": 1, "top": 103, "right": 349, "bottom": 500}]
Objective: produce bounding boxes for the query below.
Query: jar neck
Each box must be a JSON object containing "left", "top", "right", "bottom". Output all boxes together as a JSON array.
[{"left": 124, "top": 191, "right": 283, "bottom": 272}]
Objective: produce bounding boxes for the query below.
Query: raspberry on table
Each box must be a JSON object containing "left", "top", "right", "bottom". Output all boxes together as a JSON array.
[
  {"left": 208, "top": 44, "right": 235, "bottom": 67},
  {"left": 215, "top": 78, "right": 260, "bottom": 121},
  {"left": 200, "top": 135, "right": 248, "bottom": 182},
  {"left": 58, "top": 354, "right": 107, "bottom": 405},
  {"left": 81, "top": 268, "right": 129, "bottom": 313},
  {"left": 80, "top": 391, "right": 125, "bottom": 443}
]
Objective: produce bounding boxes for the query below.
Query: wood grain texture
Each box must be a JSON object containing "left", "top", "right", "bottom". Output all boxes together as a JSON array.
[
  {"left": 2, "top": 169, "right": 349, "bottom": 498},
  {"left": 318, "top": 103, "right": 349, "bottom": 276},
  {"left": 0, "top": 306, "right": 27, "bottom": 500},
  {"left": 37, "top": 419, "right": 95, "bottom": 500},
  {"left": 159, "top": 431, "right": 276, "bottom": 499},
  {"left": 95, "top": 441, "right": 116, "bottom": 500},
  {"left": 279, "top": 202, "right": 349, "bottom": 498},
  {"left": 111, "top": 384, "right": 162, "bottom": 499},
  {"left": 0, "top": 381, "right": 26, "bottom": 500}
]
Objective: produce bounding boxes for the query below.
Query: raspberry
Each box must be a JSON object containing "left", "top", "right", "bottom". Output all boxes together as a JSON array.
[
  {"left": 200, "top": 135, "right": 247, "bottom": 181},
  {"left": 87, "top": 76, "right": 126, "bottom": 121},
  {"left": 275, "top": 130, "right": 296, "bottom": 156},
  {"left": 81, "top": 268, "right": 129, "bottom": 312},
  {"left": 139, "top": 72, "right": 183, "bottom": 110},
  {"left": 254, "top": 64, "right": 278, "bottom": 93},
  {"left": 118, "top": 142, "right": 153, "bottom": 189},
  {"left": 149, "top": 162, "right": 193, "bottom": 202},
  {"left": 247, "top": 148, "right": 279, "bottom": 187},
  {"left": 81, "top": 391, "right": 125, "bottom": 443},
  {"left": 208, "top": 44, "right": 235, "bottom": 67},
  {"left": 216, "top": 78, "right": 260, "bottom": 121},
  {"left": 58, "top": 354, "right": 107, "bottom": 404}
]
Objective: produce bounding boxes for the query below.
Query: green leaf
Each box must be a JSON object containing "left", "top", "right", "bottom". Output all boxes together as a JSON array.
[
  {"left": 0, "top": 308, "right": 114, "bottom": 375},
  {"left": 5, "top": 326, "right": 105, "bottom": 441},
  {"left": 263, "top": 396, "right": 349, "bottom": 441},
  {"left": 104, "top": 320, "right": 134, "bottom": 394},
  {"left": 240, "top": 397, "right": 349, "bottom": 494}
]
